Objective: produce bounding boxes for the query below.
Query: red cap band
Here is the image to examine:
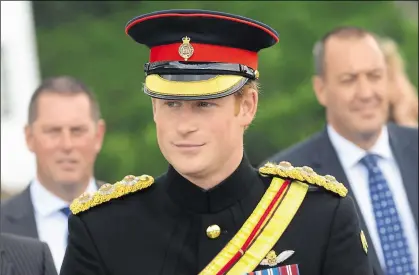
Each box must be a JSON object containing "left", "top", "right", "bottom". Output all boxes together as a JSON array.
[{"left": 150, "top": 43, "right": 258, "bottom": 69}]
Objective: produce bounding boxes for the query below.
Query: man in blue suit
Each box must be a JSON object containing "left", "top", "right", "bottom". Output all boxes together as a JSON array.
[{"left": 261, "top": 26, "right": 418, "bottom": 275}]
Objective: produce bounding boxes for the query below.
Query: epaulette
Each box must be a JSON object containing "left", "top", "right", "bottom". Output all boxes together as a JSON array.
[
  {"left": 259, "top": 161, "right": 348, "bottom": 197},
  {"left": 70, "top": 175, "right": 154, "bottom": 215}
]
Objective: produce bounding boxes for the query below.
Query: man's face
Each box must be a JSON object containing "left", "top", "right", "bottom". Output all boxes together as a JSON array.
[
  {"left": 25, "top": 92, "right": 105, "bottom": 188},
  {"left": 314, "top": 35, "right": 389, "bottom": 139},
  {"left": 152, "top": 90, "right": 257, "bottom": 179}
]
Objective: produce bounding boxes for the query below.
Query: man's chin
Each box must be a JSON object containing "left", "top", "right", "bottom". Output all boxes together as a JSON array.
[
  {"left": 172, "top": 161, "right": 207, "bottom": 178},
  {"left": 356, "top": 121, "right": 384, "bottom": 135},
  {"left": 54, "top": 177, "right": 83, "bottom": 186}
]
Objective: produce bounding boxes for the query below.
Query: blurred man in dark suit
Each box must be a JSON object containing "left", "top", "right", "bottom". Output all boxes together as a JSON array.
[
  {"left": 0, "top": 232, "right": 57, "bottom": 275},
  {"left": 261, "top": 27, "right": 418, "bottom": 275},
  {"left": 1, "top": 76, "right": 106, "bottom": 273}
]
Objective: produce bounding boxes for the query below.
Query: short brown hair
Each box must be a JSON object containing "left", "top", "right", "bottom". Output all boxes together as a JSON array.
[
  {"left": 235, "top": 79, "right": 260, "bottom": 97},
  {"left": 313, "top": 26, "right": 377, "bottom": 76},
  {"left": 28, "top": 76, "right": 101, "bottom": 124},
  {"left": 234, "top": 79, "right": 260, "bottom": 116}
]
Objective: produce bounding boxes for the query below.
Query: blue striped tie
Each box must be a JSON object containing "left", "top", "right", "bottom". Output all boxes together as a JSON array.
[
  {"left": 360, "top": 154, "right": 415, "bottom": 275},
  {"left": 60, "top": 206, "right": 71, "bottom": 245},
  {"left": 60, "top": 206, "right": 71, "bottom": 218}
]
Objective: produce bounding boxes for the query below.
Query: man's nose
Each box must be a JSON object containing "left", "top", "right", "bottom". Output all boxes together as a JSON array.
[
  {"left": 59, "top": 131, "right": 74, "bottom": 151},
  {"left": 176, "top": 108, "right": 198, "bottom": 135},
  {"left": 356, "top": 76, "right": 375, "bottom": 99}
]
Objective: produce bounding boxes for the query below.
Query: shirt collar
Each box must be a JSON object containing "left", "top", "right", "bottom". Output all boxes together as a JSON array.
[
  {"left": 327, "top": 124, "right": 393, "bottom": 169},
  {"left": 30, "top": 178, "right": 98, "bottom": 217},
  {"left": 369, "top": 126, "right": 393, "bottom": 160}
]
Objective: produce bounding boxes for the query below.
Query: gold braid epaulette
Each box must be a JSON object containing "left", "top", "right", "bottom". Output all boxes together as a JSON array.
[
  {"left": 259, "top": 161, "right": 348, "bottom": 197},
  {"left": 70, "top": 175, "right": 154, "bottom": 215}
]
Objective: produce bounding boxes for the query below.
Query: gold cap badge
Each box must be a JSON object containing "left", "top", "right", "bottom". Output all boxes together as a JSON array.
[
  {"left": 360, "top": 230, "right": 368, "bottom": 254},
  {"left": 178, "top": 36, "right": 194, "bottom": 61}
]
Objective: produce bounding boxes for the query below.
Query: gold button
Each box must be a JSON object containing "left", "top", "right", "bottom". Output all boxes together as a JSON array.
[{"left": 206, "top": 225, "right": 221, "bottom": 239}]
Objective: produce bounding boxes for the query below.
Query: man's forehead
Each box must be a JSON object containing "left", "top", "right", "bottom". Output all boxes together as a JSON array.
[
  {"left": 324, "top": 36, "right": 385, "bottom": 73},
  {"left": 38, "top": 91, "right": 89, "bottom": 102},
  {"left": 34, "top": 95, "right": 95, "bottom": 125},
  {"left": 34, "top": 114, "right": 94, "bottom": 125},
  {"left": 325, "top": 35, "right": 383, "bottom": 58},
  {"left": 36, "top": 93, "right": 91, "bottom": 112}
]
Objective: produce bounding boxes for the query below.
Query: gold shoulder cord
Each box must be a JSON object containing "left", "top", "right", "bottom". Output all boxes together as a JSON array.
[
  {"left": 259, "top": 161, "right": 348, "bottom": 197},
  {"left": 70, "top": 175, "right": 154, "bottom": 215}
]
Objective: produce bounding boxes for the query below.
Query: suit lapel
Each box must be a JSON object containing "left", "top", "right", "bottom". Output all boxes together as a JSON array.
[
  {"left": 3, "top": 186, "right": 39, "bottom": 238},
  {"left": 309, "top": 129, "right": 383, "bottom": 275},
  {"left": 388, "top": 124, "right": 418, "bottom": 227},
  {"left": 3, "top": 179, "right": 105, "bottom": 239}
]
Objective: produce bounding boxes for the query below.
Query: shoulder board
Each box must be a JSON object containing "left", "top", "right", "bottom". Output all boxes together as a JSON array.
[
  {"left": 70, "top": 175, "right": 154, "bottom": 215},
  {"left": 259, "top": 161, "right": 348, "bottom": 197}
]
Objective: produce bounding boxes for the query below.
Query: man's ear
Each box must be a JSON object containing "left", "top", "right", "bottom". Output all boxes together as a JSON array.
[
  {"left": 25, "top": 124, "right": 35, "bottom": 153},
  {"left": 94, "top": 119, "right": 106, "bottom": 153},
  {"left": 312, "top": 75, "right": 327, "bottom": 107},
  {"left": 238, "top": 88, "right": 258, "bottom": 127}
]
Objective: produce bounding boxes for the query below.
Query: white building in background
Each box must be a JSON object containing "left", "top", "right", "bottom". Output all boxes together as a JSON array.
[{"left": 1, "top": 1, "right": 40, "bottom": 194}]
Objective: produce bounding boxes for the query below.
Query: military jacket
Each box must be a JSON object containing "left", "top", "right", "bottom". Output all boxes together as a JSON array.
[{"left": 60, "top": 157, "right": 373, "bottom": 275}]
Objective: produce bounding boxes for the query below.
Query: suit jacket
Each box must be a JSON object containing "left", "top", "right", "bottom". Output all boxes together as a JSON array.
[
  {"left": 260, "top": 123, "right": 418, "bottom": 275},
  {"left": 0, "top": 232, "right": 57, "bottom": 275},
  {"left": 0, "top": 180, "right": 105, "bottom": 238}
]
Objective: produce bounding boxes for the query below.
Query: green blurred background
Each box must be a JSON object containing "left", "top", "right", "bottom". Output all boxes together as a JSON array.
[{"left": 32, "top": 1, "right": 418, "bottom": 182}]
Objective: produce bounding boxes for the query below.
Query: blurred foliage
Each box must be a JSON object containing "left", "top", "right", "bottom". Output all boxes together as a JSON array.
[{"left": 33, "top": 1, "right": 418, "bottom": 181}]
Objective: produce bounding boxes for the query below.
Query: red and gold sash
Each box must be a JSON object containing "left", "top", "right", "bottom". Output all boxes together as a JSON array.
[{"left": 199, "top": 177, "right": 309, "bottom": 275}]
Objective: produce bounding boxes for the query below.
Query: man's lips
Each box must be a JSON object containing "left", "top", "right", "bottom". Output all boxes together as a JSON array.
[
  {"left": 173, "top": 143, "right": 205, "bottom": 147},
  {"left": 57, "top": 159, "right": 78, "bottom": 164}
]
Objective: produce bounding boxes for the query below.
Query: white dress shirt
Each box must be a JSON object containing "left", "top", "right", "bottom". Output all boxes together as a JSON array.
[
  {"left": 327, "top": 124, "right": 418, "bottom": 274},
  {"left": 30, "top": 178, "right": 98, "bottom": 273}
]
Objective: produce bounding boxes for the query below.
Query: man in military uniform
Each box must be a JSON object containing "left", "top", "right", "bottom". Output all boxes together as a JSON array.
[{"left": 60, "top": 10, "right": 373, "bottom": 275}]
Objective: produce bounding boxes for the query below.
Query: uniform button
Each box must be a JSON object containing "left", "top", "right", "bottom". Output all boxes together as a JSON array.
[{"left": 206, "top": 225, "right": 221, "bottom": 239}]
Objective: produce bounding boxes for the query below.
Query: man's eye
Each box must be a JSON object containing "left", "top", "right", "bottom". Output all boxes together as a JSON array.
[
  {"left": 72, "top": 128, "right": 86, "bottom": 135},
  {"left": 341, "top": 77, "right": 356, "bottom": 85},
  {"left": 45, "top": 128, "right": 60, "bottom": 134},
  {"left": 166, "top": 101, "right": 181, "bottom": 107},
  {"left": 197, "top": 102, "right": 214, "bottom": 108},
  {"left": 369, "top": 73, "right": 382, "bottom": 81}
]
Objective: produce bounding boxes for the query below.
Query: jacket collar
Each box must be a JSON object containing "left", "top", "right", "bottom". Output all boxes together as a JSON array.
[{"left": 165, "top": 154, "right": 259, "bottom": 214}]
